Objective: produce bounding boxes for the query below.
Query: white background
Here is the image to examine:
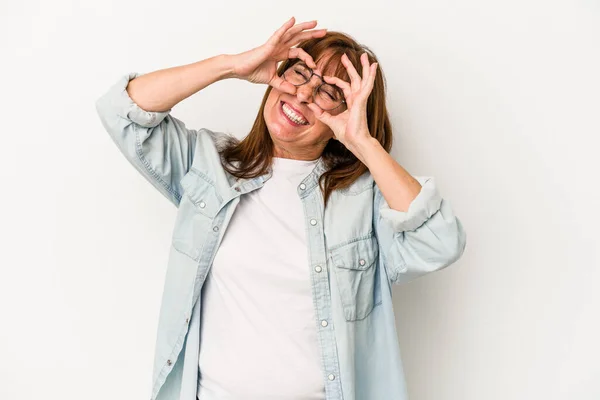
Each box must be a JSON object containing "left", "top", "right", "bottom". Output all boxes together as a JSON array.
[{"left": 1, "top": 0, "right": 599, "bottom": 399}]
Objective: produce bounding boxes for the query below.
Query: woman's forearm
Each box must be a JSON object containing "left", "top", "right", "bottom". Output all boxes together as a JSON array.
[{"left": 126, "top": 54, "right": 236, "bottom": 112}]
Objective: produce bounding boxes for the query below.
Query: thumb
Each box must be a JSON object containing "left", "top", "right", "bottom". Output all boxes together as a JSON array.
[{"left": 307, "top": 103, "right": 333, "bottom": 125}]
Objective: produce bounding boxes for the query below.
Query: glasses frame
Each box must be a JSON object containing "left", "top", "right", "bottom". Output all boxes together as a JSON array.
[{"left": 282, "top": 61, "right": 347, "bottom": 112}]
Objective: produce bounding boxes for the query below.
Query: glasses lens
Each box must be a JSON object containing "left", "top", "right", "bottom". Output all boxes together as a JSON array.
[
  {"left": 284, "top": 63, "right": 311, "bottom": 85},
  {"left": 316, "top": 84, "right": 344, "bottom": 110}
]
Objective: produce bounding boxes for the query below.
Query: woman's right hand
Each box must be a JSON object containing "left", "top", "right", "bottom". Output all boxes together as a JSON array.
[{"left": 230, "top": 17, "right": 327, "bottom": 95}]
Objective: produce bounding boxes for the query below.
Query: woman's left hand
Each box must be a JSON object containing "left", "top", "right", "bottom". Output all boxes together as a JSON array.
[{"left": 307, "top": 52, "right": 378, "bottom": 153}]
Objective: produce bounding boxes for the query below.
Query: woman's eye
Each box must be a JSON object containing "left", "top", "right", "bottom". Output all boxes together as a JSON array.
[
  {"left": 321, "top": 89, "right": 336, "bottom": 100},
  {"left": 294, "top": 71, "right": 309, "bottom": 79}
]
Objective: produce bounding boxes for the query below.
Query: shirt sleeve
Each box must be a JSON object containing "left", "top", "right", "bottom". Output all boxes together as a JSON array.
[
  {"left": 374, "top": 176, "right": 467, "bottom": 286},
  {"left": 94, "top": 72, "right": 198, "bottom": 207}
]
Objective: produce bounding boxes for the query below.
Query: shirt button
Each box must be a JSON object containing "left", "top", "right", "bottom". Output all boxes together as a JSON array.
[
  {"left": 166, "top": 359, "right": 172, "bottom": 366},
  {"left": 359, "top": 259, "right": 366, "bottom": 266},
  {"left": 213, "top": 226, "right": 219, "bottom": 232},
  {"left": 199, "top": 201, "right": 206, "bottom": 208},
  {"left": 299, "top": 183, "right": 306, "bottom": 190},
  {"left": 328, "top": 373, "right": 335, "bottom": 381},
  {"left": 314, "top": 265, "right": 322, "bottom": 273},
  {"left": 185, "top": 317, "right": 189, "bottom": 324},
  {"left": 321, "top": 320, "right": 328, "bottom": 327},
  {"left": 235, "top": 187, "right": 241, "bottom": 192},
  {"left": 310, "top": 219, "right": 317, "bottom": 226}
]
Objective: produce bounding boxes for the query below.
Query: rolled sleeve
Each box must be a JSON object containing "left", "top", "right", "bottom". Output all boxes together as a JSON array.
[
  {"left": 111, "top": 72, "right": 172, "bottom": 128},
  {"left": 95, "top": 72, "right": 198, "bottom": 207},
  {"left": 378, "top": 176, "right": 443, "bottom": 232},
  {"left": 374, "top": 176, "right": 467, "bottom": 285}
]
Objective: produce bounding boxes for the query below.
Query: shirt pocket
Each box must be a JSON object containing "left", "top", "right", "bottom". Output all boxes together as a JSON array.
[
  {"left": 171, "top": 168, "right": 222, "bottom": 260},
  {"left": 330, "top": 234, "right": 381, "bottom": 321}
]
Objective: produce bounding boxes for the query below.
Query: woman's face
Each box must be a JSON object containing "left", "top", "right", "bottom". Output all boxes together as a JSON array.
[{"left": 264, "top": 57, "right": 342, "bottom": 160}]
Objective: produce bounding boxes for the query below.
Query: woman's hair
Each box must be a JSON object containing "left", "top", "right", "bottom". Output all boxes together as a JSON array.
[{"left": 218, "top": 31, "right": 393, "bottom": 207}]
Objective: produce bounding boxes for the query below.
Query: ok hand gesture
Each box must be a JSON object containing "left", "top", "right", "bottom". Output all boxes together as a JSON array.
[
  {"left": 307, "top": 53, "right": 378, "bottom": 152},
  {"left": 231, "top": 17, "right": 326, "bottom": 95}
]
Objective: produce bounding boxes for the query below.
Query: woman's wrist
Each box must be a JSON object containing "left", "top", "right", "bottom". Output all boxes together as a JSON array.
[{"left": 214, "top": 53, "right": 238, "bottom": 80}]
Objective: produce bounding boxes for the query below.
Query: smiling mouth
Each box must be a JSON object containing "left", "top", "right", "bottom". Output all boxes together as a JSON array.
[{"left": 280, "top": 101, "right": 309, "bottom": 126}]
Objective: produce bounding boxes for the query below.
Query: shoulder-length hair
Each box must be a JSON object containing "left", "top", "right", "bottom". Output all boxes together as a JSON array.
[{"left": 218, "top": 31, "right": 393, "bottom": 207}]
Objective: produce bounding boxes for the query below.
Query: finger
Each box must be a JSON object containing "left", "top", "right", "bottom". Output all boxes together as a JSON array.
[
  {"left": 323, "top": 75, "right": 351, "bottom": 91},
  {"left": 288, "top": 47, "right": 317, "bottom": 69},
  {"left": 307, "top": 103, "right": 332, "bottom": 125},
  {"left": 280, "top": 20, "right": 318, "bottom": 43},
  {"left": 269, "top": 75, "right": 297, "bottom": 95},
  {"left": 341, "top": 53, "right": 361, "bottom": 90},
  {"left": 365, "top": 63, "right": 378, "bottom": 92},
  {"left": 360, "top": 52, "right": 371, "bottom": 84},
  {"left": 285, "top": 29, "right": 327, "bottom": 47},
  {"left": 269, "top": 17, "right": 296, "bottom": 45},
  {"left": 355, "top": 63, "right": 378, "bottom": 103},
  {"left": 323, "top": 75, "right": 353, "bottom": 106}
]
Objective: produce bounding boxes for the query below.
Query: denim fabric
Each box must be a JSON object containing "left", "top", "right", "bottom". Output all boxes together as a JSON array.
[{"left": 95, "top": 72, "right": 467, "bottom": 400}]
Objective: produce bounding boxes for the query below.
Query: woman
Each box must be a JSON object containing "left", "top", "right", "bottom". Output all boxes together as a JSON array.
[{"left": 96, "top": 17, "right": 466, "bottom": 400}]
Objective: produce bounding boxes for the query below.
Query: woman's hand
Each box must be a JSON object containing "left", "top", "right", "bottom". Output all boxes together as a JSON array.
[
  {"left": 307, "top": 53, "right": 378, "bottom": 153},
  {"left": 231, "top": 17, "right": 327, "bottom": 95}
]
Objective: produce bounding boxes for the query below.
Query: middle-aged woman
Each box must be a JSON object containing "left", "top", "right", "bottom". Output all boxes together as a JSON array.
[{"left": 95, "top": 17, "right": 466, "bottom": 400}]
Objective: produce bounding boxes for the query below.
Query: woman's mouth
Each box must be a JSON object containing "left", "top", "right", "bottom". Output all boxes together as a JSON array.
[{"left": 280, "top": 101, "right": 309, "bottom": 126}]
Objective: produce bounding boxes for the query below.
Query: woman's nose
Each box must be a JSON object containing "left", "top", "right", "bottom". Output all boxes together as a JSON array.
[{"left": 296, "top": 84, "right": 316, "bottom": 104}]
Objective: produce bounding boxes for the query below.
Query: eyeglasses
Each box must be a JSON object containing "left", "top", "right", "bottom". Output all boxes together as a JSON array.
[{"left": 282, "top": 62, "right": 346, "bottom": 112}]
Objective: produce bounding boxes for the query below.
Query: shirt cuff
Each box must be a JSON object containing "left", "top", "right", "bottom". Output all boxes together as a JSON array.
[
  {"left": 378, "top": 176, "right": 443, "bottom": 232},
  {"left": 118, "top": 72, "right": 172, "bottom": 128}
]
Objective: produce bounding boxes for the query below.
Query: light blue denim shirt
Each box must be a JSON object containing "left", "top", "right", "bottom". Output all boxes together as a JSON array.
[{"left": 95, "top": 72, "right": 467, "bottom": 400}]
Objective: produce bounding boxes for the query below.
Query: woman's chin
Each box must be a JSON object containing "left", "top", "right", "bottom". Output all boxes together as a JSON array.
[{"left": 269, "top": 122, "right": 304, "bottom": 141}]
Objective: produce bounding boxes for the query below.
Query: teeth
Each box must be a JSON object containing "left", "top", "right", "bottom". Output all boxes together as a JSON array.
[{"left": 282, "top": 103, "right": 308, "bottom": 125}]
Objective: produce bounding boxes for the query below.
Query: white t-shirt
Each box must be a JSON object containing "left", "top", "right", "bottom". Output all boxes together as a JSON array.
[{"left": 197, "top": 156, "right": 326, "bottom": 400}]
